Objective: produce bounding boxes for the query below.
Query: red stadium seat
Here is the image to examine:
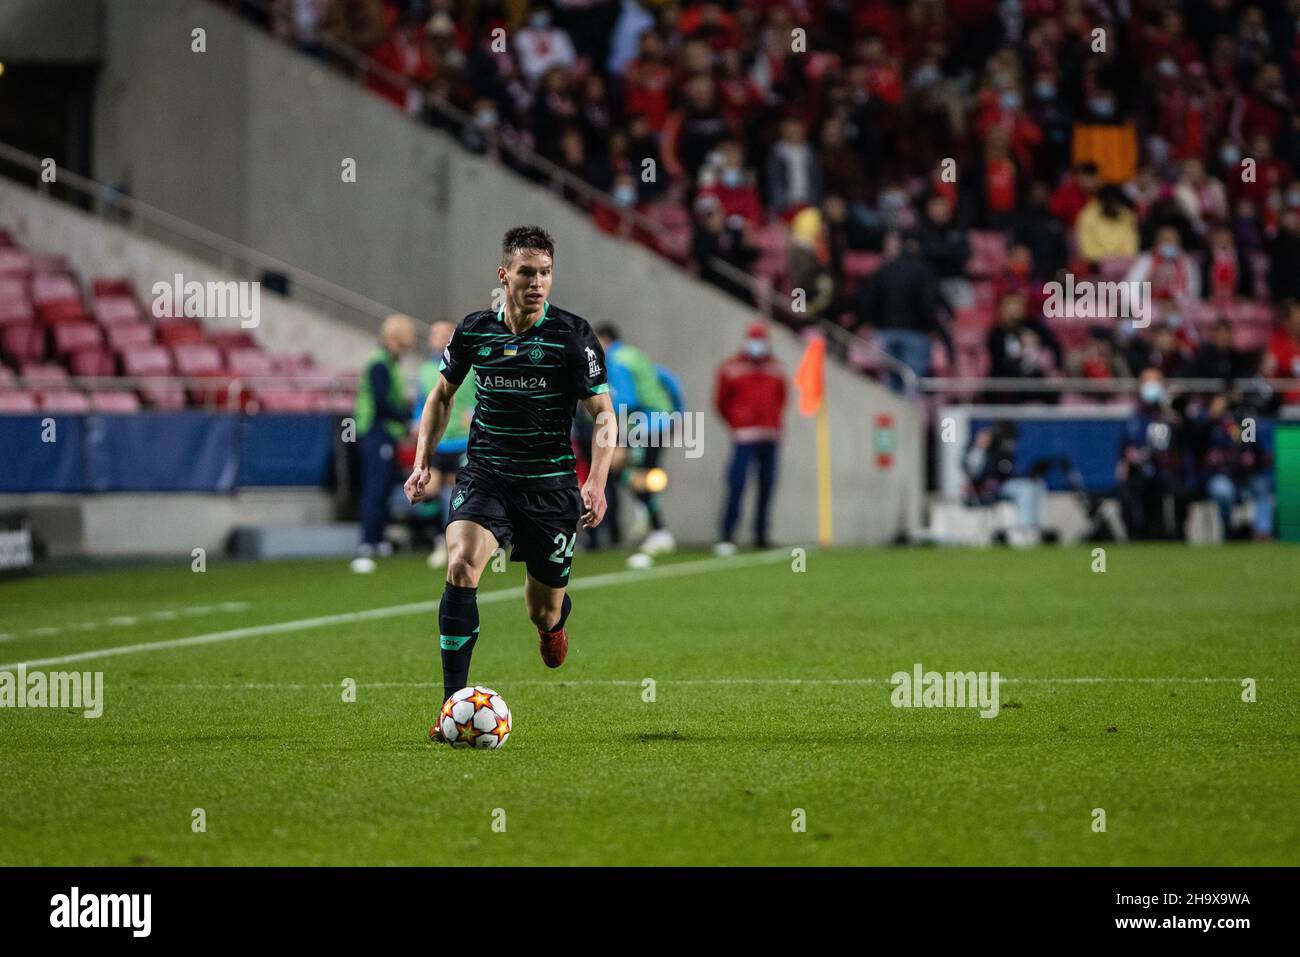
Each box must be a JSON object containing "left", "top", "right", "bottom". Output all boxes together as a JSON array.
[
  {"left": 39, "top": 299, "right": 90, "bottom": 325},
  {"left": 0, "top": 249, "right": 33, "bottom": 279},
  {"left": 69, "top": 347, "right": 117, "bottom": 377},
  {"left": 226, "top": 347, "right": 274, "bottom": 377},
  {"left": 91, "top": 277, "right": 136, "bottom": 299},
  {"left": 120, "top": 345, "right": 174, "bottom": 377},
  {"left": 208, "top": 329, "right": 257, "bottom": 352},
  {"left": 172, "top": 342, "right": 224, "bottom": 376},
  {"left": 19, "top": 363, "right": 70, "bottom": 389},
  {"left": 0, "top": 390, "right": 38, "bottom": 412},
  {"left": 29, "top": 253, "right": 71, "bottom": 275},
  {"left": 0, "top": 297, "right": 35, "bottom": 327},
  {"left": 52, "top": 322, "right": 103, "bottom": 356},
  {"left": 156, "top": 319, "right": 205, "bottom": 346},
  {"left": 105, "top": 322, "right": 155, "bottom": 351},
  {"left": 92, "top": 295, "right": 143, "bottom": 326},
  {"left": 39, "top": 389, "right": 90, "bottom": 413},
  {"left": 0, "top": 324, "right": 45, "bottom": 364},
  {"left": 89, "top": 390, "right": 142, "bottom": 413},
  {"left": 30, "top": 273, "right": 81, "bottom": 308}
]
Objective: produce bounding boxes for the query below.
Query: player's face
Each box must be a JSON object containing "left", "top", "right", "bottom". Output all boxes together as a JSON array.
[{"left": 499, "top": 249, "right": 553, "bottom": 319}]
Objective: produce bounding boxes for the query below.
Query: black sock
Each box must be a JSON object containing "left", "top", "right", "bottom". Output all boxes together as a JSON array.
[
  {"left": 546, "top": 593, "right": 572, "bottom": 633},
  {"left": 439, "top": 582, "right": 479, "bottom": 703}
]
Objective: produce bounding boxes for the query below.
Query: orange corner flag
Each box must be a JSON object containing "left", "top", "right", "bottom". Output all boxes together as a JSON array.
[{"left": 794, "top": 335, "right": 826, "bottom": 416}]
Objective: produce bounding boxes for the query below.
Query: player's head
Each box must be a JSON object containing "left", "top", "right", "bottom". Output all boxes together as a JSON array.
[
  {"left": 595, "top": 323, "right": 621, "bottom": 350},
  {"left": 499, "top": 225, "right": 555, "bottom": 317},
  {"left": 428, "top": 319, "right": 455, "bottom": 354},
  {"left": 380, "top": 313, "right": 416, "bottom": 356}
]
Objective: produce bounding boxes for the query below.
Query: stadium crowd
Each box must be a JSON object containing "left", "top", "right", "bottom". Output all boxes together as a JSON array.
[{"left": 232, "top": 0, "right": 1300, "bottom": 399}]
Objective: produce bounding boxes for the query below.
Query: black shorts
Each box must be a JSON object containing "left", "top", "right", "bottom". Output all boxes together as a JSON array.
[
  {"left": 446, "top": 468, "right": 582, "bottom": 588},
  {"left": 431, "top": 450, "right": 466, "bottom": 475}
]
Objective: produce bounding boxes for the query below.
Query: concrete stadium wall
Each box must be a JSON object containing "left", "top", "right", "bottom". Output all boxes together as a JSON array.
[
  {"left": 0, "top": 178, "right": 375, "bottom": 371},
  {"left": 88, "top": 0, "right": 922, "bottom": 546},
  {"left": 0, "top": 489, "right": 335, "bottom": 558},
  {"left": 0, "top": 0, "right": 103, "bottom": 62}
]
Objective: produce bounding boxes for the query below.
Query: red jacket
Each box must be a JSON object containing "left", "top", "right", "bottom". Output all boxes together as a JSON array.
[{"left": 715, "top": 353, "right": 787, "bottom": 442}]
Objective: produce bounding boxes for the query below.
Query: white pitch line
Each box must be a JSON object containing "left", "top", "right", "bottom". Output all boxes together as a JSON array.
[
  {"left": 12, "top": 602, "right": 254, "bottom": 641},
  {"left": 0, "top": 550, "right": 788, "bottom": 670}
]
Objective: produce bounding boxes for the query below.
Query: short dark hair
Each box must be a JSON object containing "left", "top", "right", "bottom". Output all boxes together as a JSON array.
[
  {"left": 502, "top": 225, "right": 555, "bottom": 266},
  {"left": 596, "top": 323, "right": 621, "bottom": 341}
]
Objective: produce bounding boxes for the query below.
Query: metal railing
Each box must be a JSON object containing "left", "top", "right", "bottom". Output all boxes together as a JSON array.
[
  {"left": 918, "top": 376, "right": 1300, "bottom": 397},
  {"left": 0, "top": 140, "right": 404, "bottom": 335},
  {"left": 5, "top": 373, "right": 356, "bottom": 413}
]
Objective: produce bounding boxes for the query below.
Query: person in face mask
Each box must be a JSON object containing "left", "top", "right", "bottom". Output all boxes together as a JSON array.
[
  {"left": 1125, "top": 225, "right": 1200, "bottom": 312},
  {"left": 514, "top": 2, "right": 576, "bottom": 85},
  {"left": 1117, "top": 369, "right": 1191, "bottom": 539},
  {"left": 697, "top": 140, "right": 763, "bottom": 227},
  {"left": 713, "top": 323, "right": 788, "bottom": 555}
]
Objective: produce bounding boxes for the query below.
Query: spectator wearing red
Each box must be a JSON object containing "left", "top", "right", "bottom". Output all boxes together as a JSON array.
[
  {"left": 1231, "top": 133, "right": 1291, "bottom": 209},
  {"left": 1050, "top": 162, "right": 1100, "bottom": 228},
  {"left": 975, "top": 85, "right": 1043, "bottom": 174},
  {"left": 1126, "top": 225, "right": 1202, "bottom": 313},
  {"left": 1263, "top": 301, "right": 1300, "bottom": 403},
  {"left": 621, "top": 30, "right": 673, "bottom": 131},
  {"left": 698, "top": 141, "right": 763, "bottom": 227},
  {"left": 365, "top": 10, "right": 436, "bottom": 113},
  {"left": 679, "top": 2, "right": 743, "bottom": 53},
  {"left": 714, "top": 323, "right": 787, "bottom": 552},
  {"left": 1231, "top": 62, "right": 1290, "bottom": 143},
  {"left": 513, "top": 3, "right": 577, "bottom": 85},
  {"left": 983, "top": 133, "right": 1019, "bottom": 226}
]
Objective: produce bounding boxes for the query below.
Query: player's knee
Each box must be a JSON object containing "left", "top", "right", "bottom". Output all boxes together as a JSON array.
[{"left": 446, "top": 554, "right": 482, "bottom": 587}]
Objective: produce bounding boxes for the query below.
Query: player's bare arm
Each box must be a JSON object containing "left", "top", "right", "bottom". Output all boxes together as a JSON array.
[
  {"left": 405, "top": 374, "right": 460, "bottom": 503},
  {"left": 580, "top": 391, "right": 616, "bottom": 528}
]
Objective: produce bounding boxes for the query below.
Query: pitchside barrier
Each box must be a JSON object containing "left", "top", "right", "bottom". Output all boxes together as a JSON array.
[{"left": 0, "top": 412, "right": 338, "bottom": 492}]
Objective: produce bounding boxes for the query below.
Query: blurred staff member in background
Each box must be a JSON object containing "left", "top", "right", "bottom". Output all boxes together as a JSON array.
[
  {"left": 1116, "top": 368, "right": 1192, "bottom": 541},
  {"left": 714, "top": 323, "right": 787, "bottom": 555},
  {"left": 352, "top": 313, "right": 415, "bottom": 573},
  {"left": 413, "top": 319, "right": 477, "bottom": 569},
  {"left": 597, "top": 324, "right": 678, "bottom": 557}
]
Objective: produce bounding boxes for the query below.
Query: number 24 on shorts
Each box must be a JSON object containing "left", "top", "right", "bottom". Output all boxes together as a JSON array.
[{"left": 549, "top": 532, "right": 576, "bottom": 563}]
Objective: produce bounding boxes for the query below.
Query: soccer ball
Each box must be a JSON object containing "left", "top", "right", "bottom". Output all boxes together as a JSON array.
[{"left": 437, "top": 686, "right": 512, "bottom": 749}]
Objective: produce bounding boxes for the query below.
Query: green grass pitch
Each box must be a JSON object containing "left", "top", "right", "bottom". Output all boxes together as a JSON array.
[{"left": 1, "top": 544, "right": 1297, "bottom": 866}]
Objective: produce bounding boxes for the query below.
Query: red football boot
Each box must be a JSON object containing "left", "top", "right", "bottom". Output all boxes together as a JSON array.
[
  {"left": 429, "top": 696, "right": 454, "bottom": 742},
  {"left": 538, "top": 624, "right": 568, "bottom": 668}
]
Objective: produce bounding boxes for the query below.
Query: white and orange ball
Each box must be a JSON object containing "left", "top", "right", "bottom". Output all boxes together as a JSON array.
[{"left": 438, "top": 686, "right": 512, "bottom": 749}]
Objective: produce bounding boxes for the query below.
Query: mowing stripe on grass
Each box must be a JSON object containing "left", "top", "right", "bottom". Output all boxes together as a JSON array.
[
  {"left": 0, "top": 550, "right": 788, "bottom": 670},
  {"left": 150, "top": 676, "right": 1280, "bottom": 690}
]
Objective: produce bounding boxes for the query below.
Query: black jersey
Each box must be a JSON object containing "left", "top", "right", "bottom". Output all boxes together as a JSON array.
[{"left": 439, "top": 301, "right": 608, "bottom": 489}]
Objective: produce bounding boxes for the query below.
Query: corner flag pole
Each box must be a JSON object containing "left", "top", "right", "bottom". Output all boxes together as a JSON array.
[
  {"left": 816, "top": 399, "right": 832, "bottom": 548},
  {"left": 795, "top": 334, "right": 832, "bottom": 548}
]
